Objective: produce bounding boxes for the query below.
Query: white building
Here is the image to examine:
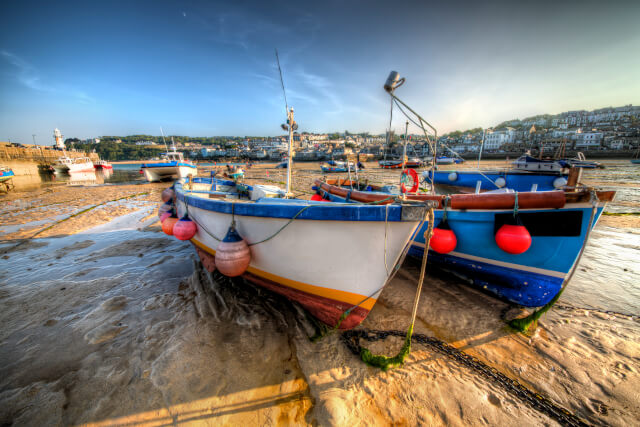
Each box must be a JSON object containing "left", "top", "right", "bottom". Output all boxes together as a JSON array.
[
  {"left": 484, "top": 128, "right": 516, "bottom": 150},
  {"left": 575, "top": 131, "right": 603, "bottom": 149}
]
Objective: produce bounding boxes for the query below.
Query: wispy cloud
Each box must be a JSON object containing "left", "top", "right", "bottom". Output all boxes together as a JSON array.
[{"left": 1, "top": 50, "right": 94, "bottom": 104}]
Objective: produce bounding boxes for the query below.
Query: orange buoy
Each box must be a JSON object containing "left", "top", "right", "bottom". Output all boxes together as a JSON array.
[
  {"left": 160, "top": 211, "right": 172, "bottom": 223},
  {"left": 162, "top": 216, "right": 178, "bottom": 236},
  {"left": 173, "top": 216, "right": 197, "bottom": 240},
  {"left": 429, "top": 219, "right": 457, "bottom": 254},
  {"left": 161, "top": 187, "right": 175, "bottom": 202},
  {"left": 310, "top": 193, "right": 323, "bottom": 201},
  {"left": 215, "top": 226, "right": 251, "bottom": 277},
  {"left": 495, "top": 215, "right": 531, "bottom": 254}
]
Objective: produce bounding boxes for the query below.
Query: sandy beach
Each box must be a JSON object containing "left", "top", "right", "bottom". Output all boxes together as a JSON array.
[{"left": 1, "top": 160, "right": 638, "bottom": 426}]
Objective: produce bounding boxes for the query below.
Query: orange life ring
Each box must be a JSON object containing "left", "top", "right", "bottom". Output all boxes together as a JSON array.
[{"left": 400, "top": 168, "right": 419, "bottom": 193}]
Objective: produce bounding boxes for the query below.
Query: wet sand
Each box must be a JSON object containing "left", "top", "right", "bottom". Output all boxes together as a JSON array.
[{"left": 1, "top": 161, "right": 639, "bottom": 425}]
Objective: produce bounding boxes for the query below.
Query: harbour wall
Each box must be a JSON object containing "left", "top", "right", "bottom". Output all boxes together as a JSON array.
[{"left": 0, "top": 145, "right": 99, "bottom": 177}]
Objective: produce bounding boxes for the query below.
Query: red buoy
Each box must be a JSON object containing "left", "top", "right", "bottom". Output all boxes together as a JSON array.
[
  {"left": 310, "top": 193, "right": 323, "bottom": 201},
  {"left": 429, "top": 220, "right": 457, "bottom": 254},
  {"left": 162, "top": 216, "right": 178, "bottom": 236},
  {"left": 173, "top": 217, "right": 197, "bottom": 240},
  {"left": 215, "top": 226, "right": 251, "bottom": 277},
  {"left": 495, "top": 216, "right": 531, "bottom": 254}
]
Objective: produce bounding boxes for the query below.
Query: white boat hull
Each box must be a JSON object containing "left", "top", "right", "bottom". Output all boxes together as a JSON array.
[
  {"left": 143, "top": 166, "right": 196, "bottom": 182},
  {"left": 175, "top": 199, "right": 420, "bottom": 328}
]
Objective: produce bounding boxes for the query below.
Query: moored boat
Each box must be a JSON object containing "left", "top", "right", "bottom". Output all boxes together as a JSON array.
[
  {"left": 54, "top": 156, "right": 95, "bottom": 174},
  {"left": 93, "top": 159, "right": 113, "bottom": 170},
  {"left": 424, "top": 169, "right": 568, "bottom": 193},
  {"left": 172, "top": 176, "right": 427, "bottom": 329},
  {"left": 314, "top": 179, "right": 615, "bottom": 308},
  {"left": 0, "top": 165, "right": 15, "bottom": 183},
  {"left": 141, "top": 142, "right": 197, "bottom": 182}
]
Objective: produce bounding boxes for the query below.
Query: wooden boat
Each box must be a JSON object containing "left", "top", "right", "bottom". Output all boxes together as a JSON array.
[
  {"left": 315, "top": 179, "right": 615, "bottom": 307},
  {"left": 173, "top": 177, "right": 427, "bottom": 329}
]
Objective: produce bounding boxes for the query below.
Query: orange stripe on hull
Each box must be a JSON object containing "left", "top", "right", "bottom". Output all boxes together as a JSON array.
[{"left": 191, "top": 239, "right": 376, "bottom": 328}]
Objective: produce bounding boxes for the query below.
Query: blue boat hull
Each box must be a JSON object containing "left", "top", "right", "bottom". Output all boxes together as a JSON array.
[
  {"left": 0, "top": 170, "right": 15, "bottom": 182},
  {"left": 407, "top": 206, "right": 603, "bottom": 307},
  {"left": 318, "top": 186, "right": 602, "bottom": 307},
  {"left": 426, "top": 170, "right": 566, "bottom": 192}
]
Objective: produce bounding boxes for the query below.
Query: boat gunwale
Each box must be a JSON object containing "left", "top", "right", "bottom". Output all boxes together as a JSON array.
[{"left": 175, "top": 181, "right": 418, "bottom": 222}]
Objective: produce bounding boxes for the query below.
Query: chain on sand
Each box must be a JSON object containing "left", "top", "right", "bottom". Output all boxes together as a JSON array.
[{"left": 341, "top": 329, "right": 590, "bottom": 427}]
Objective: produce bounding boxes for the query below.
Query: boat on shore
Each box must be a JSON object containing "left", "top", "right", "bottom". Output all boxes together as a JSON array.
[
  {"left": 141, "top": 141, "right": 196, "bottom": 182},
  {"left": 93, "top": 159, "right": 113, "bottom": 170},
  {"left": 379, "top": 158, "right": 423, "bottom": 169},
  {"left": 315, "top": 179, "right": 615, "bottom": 307},
  {"left": 172, "top": 176, "right": 426, "bottom": 329},
  {"left": 321, "top": 160, "right": 355, "bottom": 173},
  {"left": 0, "top": 165, "right": 15, "bottom": 183},
  {"left": 53, "top": 155, "right": 95, "bottom": 174}
]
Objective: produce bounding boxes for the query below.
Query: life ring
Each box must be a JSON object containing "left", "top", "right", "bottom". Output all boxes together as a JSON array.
[{"left": 400, "top": 168, "right": 419, "bottom": 193}]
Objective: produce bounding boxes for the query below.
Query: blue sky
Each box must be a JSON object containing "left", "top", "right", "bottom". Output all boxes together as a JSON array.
[{"left": 1, "top": 0, "right": 639, "bottom": 145}]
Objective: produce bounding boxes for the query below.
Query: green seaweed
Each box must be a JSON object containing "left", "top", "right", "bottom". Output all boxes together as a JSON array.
[
  {"left": 508, "top": 288, "right": 565, "bottom": 333},
  {"left": 360, "top": 325, "right": 413, "bottom": 371}
]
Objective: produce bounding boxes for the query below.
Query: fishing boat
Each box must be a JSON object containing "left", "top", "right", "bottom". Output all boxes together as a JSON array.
[
  {"left": 424, "top": 169, "right": 569, "bottom": 193},
  {"left": 315, "top": 179, "right": 614, "bottom": 307},
  {"left": 312, "top": 70, "right": 616, "bottom": 309},
  {"left": 631, "top": 148, "right": 640, "bottom": 164},
  {"left": 0, "top": 165, "right": 15, "bottom": 183},
  {"left": 321, "top": 161, "right": 355, "bottom": 173},
  {"left": 379, "top": 158, "right": 423, "bottom": 169},
  {"left": 165, "top": 106, "right": 427, "bottom": 329},
  {"left": 93, "top": 159, "right": 113, "bottom": 170},
  {"left": 53, "top": 155, "right": 95, "bottom": 174},
  {"left": 141, "top": 139, "right": 197, "bottom": 182},
  {"left": 436, "top": 156, "right": 455, "bottom": 165}
]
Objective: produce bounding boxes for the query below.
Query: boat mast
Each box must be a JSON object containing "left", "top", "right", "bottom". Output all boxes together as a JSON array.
[
  {"left": 401, "top": 121, "right": 409, "bottom": 175},
  {"left": 286, "top": 107, "right": 294, "bottom": 198},
  {"left": 160, "top": 127, "right": 169, "bottom": 154},
  {"left": 478, "top": 128, "right": 486, "bottom": 168}
]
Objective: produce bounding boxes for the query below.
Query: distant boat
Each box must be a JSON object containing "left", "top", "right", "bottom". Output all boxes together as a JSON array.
[
  {"left": 558, "top": 152, "right": 601, "bottom": 169},
  {"left": 141, "top": 143, "right": 196, "bottom": 182},
  {"left": 321, "top": 161, "right": 356, "bottom": 173},
  {"left": 93, "top": 160, "right": 113, "bottom": 170},
  {"left": 631, "top": 148, "right": 640, "bottom": 164},
  {"left": 379, "top": 158, "right": 423, "bottom": 169},
  {"left": 436, "top": 156, "right": 455, "bottom": 165},
  {"left": 0, "top": 165, "right": 15, "bottom": 183},
  {"left": 54, "top": 156, "right": 95, "bottom": 174}
]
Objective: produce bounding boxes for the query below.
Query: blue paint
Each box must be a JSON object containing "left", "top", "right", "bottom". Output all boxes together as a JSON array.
[
  {"left": 176, "top": 182, "right": 413, "bottom": 222},
  {"left": 327, "top": 187, "right": 602, "bottom": 306},
  {"left": 408, "top": 246, "right": 564, "bottom": 307},
  {"left": 426, "top": 170, "right": 565, "bottom": 192},
  {"left": 141, "top": 161, "right": 196, "bottom": 169}
]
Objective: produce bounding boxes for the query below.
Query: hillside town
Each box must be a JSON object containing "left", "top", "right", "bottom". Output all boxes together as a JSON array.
[{"left": 4, "top": 104, "right": 639, "bottom": 162}]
